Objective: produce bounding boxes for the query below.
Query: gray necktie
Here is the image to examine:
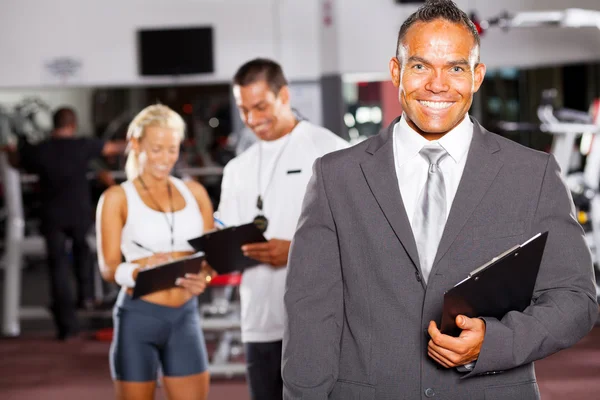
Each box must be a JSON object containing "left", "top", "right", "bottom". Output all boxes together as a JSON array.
[{"left": 412, "top": 144, "right": 449, "bottom": 283}]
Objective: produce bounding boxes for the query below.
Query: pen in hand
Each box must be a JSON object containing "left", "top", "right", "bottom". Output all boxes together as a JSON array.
[
  {"left": 132, "top": 240, "right": 156, "bottom": 255},
  {"left": 213, "top": 217, "right": 227, "bottom": 229}
]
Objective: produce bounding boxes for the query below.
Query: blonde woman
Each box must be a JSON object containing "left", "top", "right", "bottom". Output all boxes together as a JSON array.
[{"left": 96, "top": 104, "right": 214, "bottom": 400}]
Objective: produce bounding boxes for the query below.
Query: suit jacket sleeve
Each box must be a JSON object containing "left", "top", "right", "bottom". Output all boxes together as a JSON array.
[
  {"left": 282, "top": 157, "right": 343, "bottom": 400},
  {"left": 466, "top": 154, "right": 598, "bottom": 377}
]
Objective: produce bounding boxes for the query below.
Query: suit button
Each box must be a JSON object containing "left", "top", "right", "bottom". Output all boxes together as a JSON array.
[{"left": 425, "top": 388, "right": 435, "bottom": 397}]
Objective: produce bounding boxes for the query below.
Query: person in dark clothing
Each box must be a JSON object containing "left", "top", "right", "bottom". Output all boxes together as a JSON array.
[{"left": 13, "top": 107, "right": 124, "bottom": 340}]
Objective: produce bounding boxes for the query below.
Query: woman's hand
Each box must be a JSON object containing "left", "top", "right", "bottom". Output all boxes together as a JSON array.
[
  {"left": 141, "top": 253, "right": 172, "bottom": 268},
  {"left": 175, "top": 260, "right": 218, "bottom": 296},
  {"left": 131, "top": 253, "right": 172, "bottom": 281}
]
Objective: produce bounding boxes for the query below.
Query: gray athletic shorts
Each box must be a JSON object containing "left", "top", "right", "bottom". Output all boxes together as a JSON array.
[{"left": 110, "top": 290, "right": 209, "bottom": 382}]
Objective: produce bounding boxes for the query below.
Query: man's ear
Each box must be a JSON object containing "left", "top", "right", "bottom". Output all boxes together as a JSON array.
[
  {"left": 473, "top": 62, "right": 487, "bottom": 93},
  {"left": 278, "top": 86, "right": 290, "bottom": 105},
  {"left": 389, "top": 57, "right": 401, "bottom": 88}
]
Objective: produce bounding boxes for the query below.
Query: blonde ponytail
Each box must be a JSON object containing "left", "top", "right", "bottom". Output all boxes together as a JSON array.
[
  {"left": 124, "top": 150, "right": 140, "bottom": 180},
  {"left": 124, "top": 104, "right": 186, "bottom": 181}
]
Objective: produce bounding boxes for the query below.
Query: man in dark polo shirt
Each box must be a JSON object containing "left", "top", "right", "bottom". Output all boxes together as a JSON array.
[{"left": 16, "top": 107, "right": 124, "bottom": 340}]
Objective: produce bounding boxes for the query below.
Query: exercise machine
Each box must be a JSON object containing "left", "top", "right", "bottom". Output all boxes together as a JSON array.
[
  {"left": 472, "top": 8, "right": 600, "bottom": 33},
  {"left": 496, "top": 90, "right": 600, "bottom": 298}
]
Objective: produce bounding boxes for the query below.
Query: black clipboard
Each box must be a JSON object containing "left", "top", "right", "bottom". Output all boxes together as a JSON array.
[
  {"left": 440, "top": 231, "right": 548, "bottom": 337},
  {"left": 187, "top": 222, "right": 267, "bottom": 275},
  {"left": 132, "top": 252, "right": 205, "bottom": 299}
]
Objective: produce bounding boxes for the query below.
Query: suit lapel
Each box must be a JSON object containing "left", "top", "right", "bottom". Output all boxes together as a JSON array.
[
  {"left": 432, "top": 119, "right": 503, "bottom": 269},
  {"left": 360, "top": 117, "right": 421, "bottom": 269}
]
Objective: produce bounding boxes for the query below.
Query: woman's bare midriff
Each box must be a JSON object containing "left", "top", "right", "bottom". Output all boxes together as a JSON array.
[{"left": 126, "top": 250, "right": 198, "bottom": 307}]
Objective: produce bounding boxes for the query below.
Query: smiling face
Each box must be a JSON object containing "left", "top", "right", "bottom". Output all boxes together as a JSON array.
[
  {"left": 233, "top": 80, "right": 291, "bottom": 141},
  {"left": 134, "top": 125, "right": 181, "bottom": 180},
  {"left": 389, "top": 19, "right": 486, "bottom": 139}
]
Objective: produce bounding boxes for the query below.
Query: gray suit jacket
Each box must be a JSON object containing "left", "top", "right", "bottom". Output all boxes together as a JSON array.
[{"left": 283, "top": 117, "right": 598, "bottom": 400}]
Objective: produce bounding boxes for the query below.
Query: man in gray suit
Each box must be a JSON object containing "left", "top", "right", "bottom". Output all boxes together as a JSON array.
[{"left": 282, "top": 1, "right": 598, "bottom": 399}]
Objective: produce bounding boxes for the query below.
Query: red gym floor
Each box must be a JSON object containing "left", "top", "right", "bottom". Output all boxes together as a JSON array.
[
  {"left": 2, "top": 264, "right": 600, "bottom": 399},
  {"left": 2, "top": 327, "right": 600, "bottom": 400}
]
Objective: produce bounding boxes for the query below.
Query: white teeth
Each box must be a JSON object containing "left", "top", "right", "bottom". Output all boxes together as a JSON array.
[{"left": 419, "top": 101, "right": 453, "bottom": 109}]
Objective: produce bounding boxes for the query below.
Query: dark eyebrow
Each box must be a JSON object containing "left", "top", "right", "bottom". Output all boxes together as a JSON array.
[
  {"left": 407, "top": 56, "right": 471, "bottom": 68},
  {"left": 447, "top": 59, "right": 471, "bottom": 67},
  {"left": 239, "top": 100, "right": 267, "bottom": 112},
  {"left": 407, "top": 56, "right": 430, "bottom": 65}
]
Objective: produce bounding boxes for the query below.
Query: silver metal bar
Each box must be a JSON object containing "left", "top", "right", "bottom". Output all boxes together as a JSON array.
[
  {"left": 1, "top": 152, "right": 24, "bottom": 337},
  {"left": 208, "top": 363, "right": 247, "bottom": 378}
]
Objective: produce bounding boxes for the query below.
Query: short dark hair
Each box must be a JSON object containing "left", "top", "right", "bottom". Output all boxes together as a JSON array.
[
  {"left": 233, "top": 58, "right": 288, "bottom": 95},
  {"left": 52, "top": 107, "right": 77, "bottom": 129},
  {"left": 396, "top": 0, "right": 480, "bottom": 60}
]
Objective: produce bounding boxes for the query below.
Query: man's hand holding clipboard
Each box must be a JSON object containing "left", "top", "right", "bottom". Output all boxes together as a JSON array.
[
  {"left": 241, "top": 239, "right": 291, "bottom": 268},
  {"left": 188, "top": 222, "right": 271, "bottom": 274},
  {"left": 439, "top": 231, "right": 549, "bottom": 337},
  {"left": 424, "top": 231, "right": 549, "bottom": 370}
]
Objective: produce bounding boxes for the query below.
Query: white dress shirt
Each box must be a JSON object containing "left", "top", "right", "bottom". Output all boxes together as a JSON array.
[
  {"left": 393, "top": 114, "right": 476, "bottom": 371},
  {"left": 393, "top": 114, "right": 474, "bottom": 230}
]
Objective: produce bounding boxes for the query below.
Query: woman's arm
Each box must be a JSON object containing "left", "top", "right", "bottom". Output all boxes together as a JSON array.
[{"left": 96, "top": 185, "right": 129, "bottom": 283}]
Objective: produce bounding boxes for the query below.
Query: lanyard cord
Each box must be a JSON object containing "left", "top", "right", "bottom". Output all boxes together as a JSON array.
[
  {"left": 256, "top": 132, "right": 293, "bottom": 212},
  {"left": 138, "top": 176, "right": 175, "bottom": 253}
]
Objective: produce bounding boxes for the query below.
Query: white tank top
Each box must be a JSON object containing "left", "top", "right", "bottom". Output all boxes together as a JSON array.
[{"left": 120, "top": 177, "right": 204, "bottom": 262}]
